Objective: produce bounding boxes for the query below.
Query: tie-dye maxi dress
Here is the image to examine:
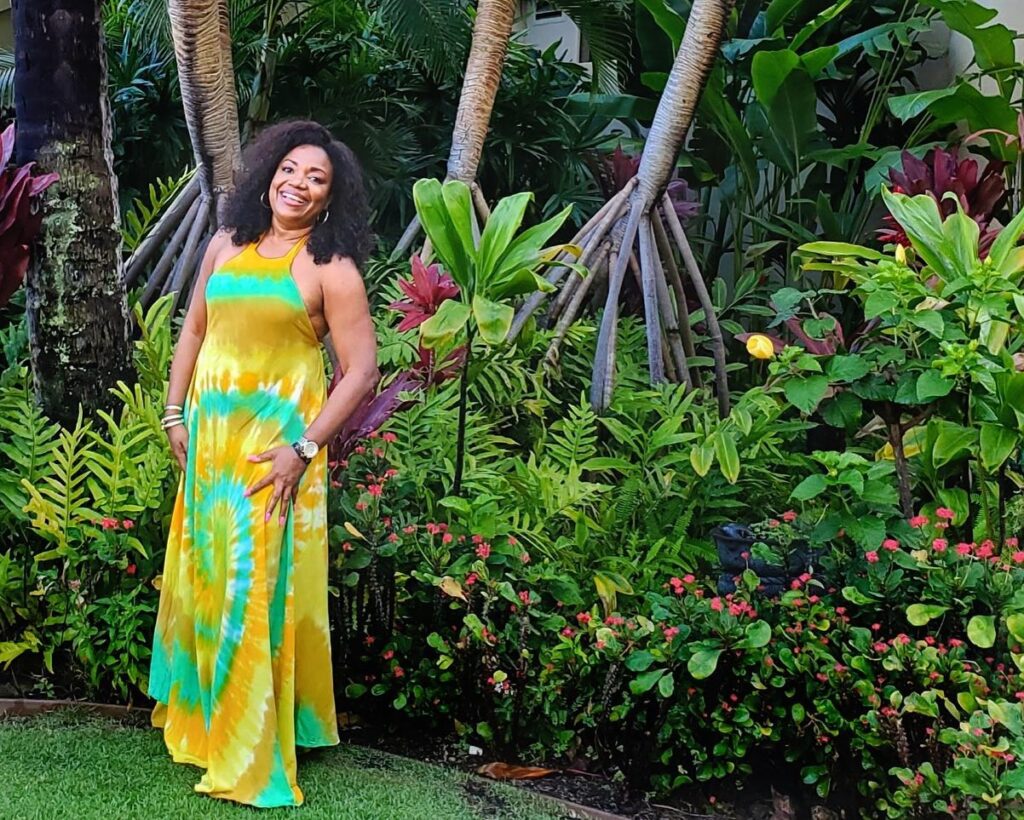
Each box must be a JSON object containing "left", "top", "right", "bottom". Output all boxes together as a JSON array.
[{"left": 148, "top": 238, "right": 339, "bottom": 808}]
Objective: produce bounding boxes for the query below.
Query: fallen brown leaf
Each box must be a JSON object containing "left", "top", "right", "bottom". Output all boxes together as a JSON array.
[{"left": 476, "top": 762, "right": 558, "bottom": 780}]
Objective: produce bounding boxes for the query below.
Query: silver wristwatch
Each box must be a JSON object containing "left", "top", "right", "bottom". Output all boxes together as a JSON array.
[{"left": 291, "top": 436, "right": 320, "bottom": 464}]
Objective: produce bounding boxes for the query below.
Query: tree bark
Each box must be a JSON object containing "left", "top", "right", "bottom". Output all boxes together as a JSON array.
[
  {"left": 13, "top": 0, "right": 133, "bottom": 426},
  {"left": 167, "top": 0, "right": 242, "bottom": 218},
  {"left": 446, "top": 0, "right": 517, "bottom": 182}
]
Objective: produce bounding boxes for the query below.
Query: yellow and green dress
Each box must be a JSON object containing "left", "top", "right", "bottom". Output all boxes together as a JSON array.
[{"left": 148, "top": 238, "right": 339, "bottom": 808}]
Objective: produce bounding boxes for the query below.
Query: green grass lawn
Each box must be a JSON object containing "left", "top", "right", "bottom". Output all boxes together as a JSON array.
[{"left": 0, "top": 711, "right": 564, "bottom": 820}]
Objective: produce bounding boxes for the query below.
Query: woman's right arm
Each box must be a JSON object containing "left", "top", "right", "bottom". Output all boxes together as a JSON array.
[{"left": 164, "top": 231, "right": 232, "bottom": 470}]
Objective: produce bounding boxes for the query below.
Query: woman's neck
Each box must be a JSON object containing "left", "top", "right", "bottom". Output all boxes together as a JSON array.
[{"left": 265, "top": 219, "right": 314, "bottom": 244}]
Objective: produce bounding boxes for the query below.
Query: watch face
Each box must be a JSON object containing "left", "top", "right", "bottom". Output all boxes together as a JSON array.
[{"left": 301, "top": 439, "right": 319, "bottom": 459}]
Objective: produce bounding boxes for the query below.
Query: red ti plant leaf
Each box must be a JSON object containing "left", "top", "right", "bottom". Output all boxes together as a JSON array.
[
  {"left": 878, "top": 146, "right": 1007, "bottom": 256},
  {"left": 388, "top": 255, "right": 460, "bottom": 332},
  {"left": 0, "top": 122, "right": 60, "bottom": 309},
  {"left": 605, "top": 145, "right": 700, "bottom": 224}
]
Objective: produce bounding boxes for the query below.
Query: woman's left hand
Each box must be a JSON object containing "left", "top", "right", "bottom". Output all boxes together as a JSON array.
[{"left": 244, "top": 445, "right": 307, "bottom": 525}]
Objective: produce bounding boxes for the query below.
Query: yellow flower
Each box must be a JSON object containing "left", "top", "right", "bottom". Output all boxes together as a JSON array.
[
  {"left": 895, "top": 244, "right": 907, "bottom": 265},
  {"left": 746, "top": 334, "right": 775, "bottom": 360}
]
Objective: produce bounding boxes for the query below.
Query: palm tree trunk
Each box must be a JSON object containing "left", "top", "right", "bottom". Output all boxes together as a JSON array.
[
  {"left": 167, "top": 0, "right": 242, "bottom": 219},
  {"left": 446, "top": 0, "right": 517, "bottom": 182},
  {"left": 13, "top": 0, "right": 134, "bottom": 425},
  {"left": 535, "top": 0, "right": 735, "bottom": 411},
  {"left": 391, "top": 0, "right": 517, "bottom": 260}
]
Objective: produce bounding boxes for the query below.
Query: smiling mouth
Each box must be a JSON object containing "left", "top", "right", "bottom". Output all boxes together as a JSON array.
[{"left": 278, "top": 189, "right": 308, "bottom": 207}]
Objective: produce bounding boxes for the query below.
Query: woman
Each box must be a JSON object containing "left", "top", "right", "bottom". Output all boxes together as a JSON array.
[{"left": 148, "top": 121, "right": 380, "bottom": 808}]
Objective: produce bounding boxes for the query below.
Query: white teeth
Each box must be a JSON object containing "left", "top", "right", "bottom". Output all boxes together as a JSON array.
[{"left": 281, "top": 191, "right": 305, "bottom": 205}]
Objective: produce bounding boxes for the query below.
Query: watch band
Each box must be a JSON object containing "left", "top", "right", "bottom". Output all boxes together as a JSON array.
[{"left": 291, "top": 441, "right": 312, "bottom": 464}]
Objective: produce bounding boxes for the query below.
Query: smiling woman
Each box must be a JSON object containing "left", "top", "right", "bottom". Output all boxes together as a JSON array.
[{"left": 148, "top": 120, "right": 380, "bottom": 808}]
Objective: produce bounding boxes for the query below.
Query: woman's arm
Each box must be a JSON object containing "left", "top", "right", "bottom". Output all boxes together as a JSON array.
[
  {"left": 302, "top": 256, "right": 380, "bottom": 446},
  {"left": 164, "top": 231, "right": 232, "bottom": 469}
]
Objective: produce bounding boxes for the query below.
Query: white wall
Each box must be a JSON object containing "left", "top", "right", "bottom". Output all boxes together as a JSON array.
[{"left": 949, "top": 0, "right": 1024, "bottom": 74}]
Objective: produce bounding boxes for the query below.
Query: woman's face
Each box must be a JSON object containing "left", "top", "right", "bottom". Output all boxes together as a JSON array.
[{"left": 267, "top": 144, "right": 333, "bottom": 228}]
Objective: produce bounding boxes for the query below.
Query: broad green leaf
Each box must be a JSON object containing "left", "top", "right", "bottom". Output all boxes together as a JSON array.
[
  {"left": 441, "top": 179, "right": 476, "bottom": 257},
  {"left": 799, "top": 241, "right": 884, "bottom": 260},
  {"left": 827, "top": 355, "right": 870, "bottom": 383},
  {"left": 476, "top": 192, "right": 532, "bottom": 285},
  {"left": 713, "top": 432, "right": 740, "bottom": 484},
  {"left": 842, "top": 586, "right": 877, "bottom": 605},
  {"left": 630, "top": 668, "right": 666, "bottom": 694},
  {"left": 991, "top": 205, "right": 1024, "bottom": 272},
  {"left": 967, "top": 615, "right": 996, "bottom": 648},
  {"left": 785, "top": 375, "right": 829, "bottom": 414},
  {"left": 490, "top": 205, "right": 574, "bottom": 288},
  {"left": 932, "top": 422, "right": 977, "bottom": 467},
  {"left": 979, "top": 423, "right": 1018, "bottom": 470},
  {"left": 941, "top": 206, "right": 981, "bottom": 278},
  {"left": 881, "top": 190, "right": 958, "bottom": 283},
  {"left": 736, "top": 620, "right": 772, "bottom": 650},
  {"left": 887, "top": 86, "right": 959, "bottom": 121},
  {"left": 791, "top": 474, "right": 827, "bottom": 501},
  {"left": 792, "top": 703, "right": 806, "bottom": 723},
  {"left": 906, "top": 603, "right": 948, "bottom": 626},
  {"left": 688, "top": 648, "right": 723, "bottom": 680},
  {"left": 658, "top": 671, "right": 675, "bottom": 698},
  {"left": 413, "top": 179, "right": 472, "bottom": 291},
  {"left": 917, "top": 370, "right": 954, "bottom": 402},
  {"left": 1007, "top": 613, "right": 1024, "bottom": 643},
  {"left": 471, "top": 294, "right": 514, "bottom": 346},
  {"left": 626, "top": 650, "right": 656, "bottom": 672},
  {"left": 821, "top": 392, "right": 862, "bottom": 430},
  {"left": 690, "top": 443, "right": 714, "bottom": 477},
  {"left": 419, "top": 298, "right": 470, "bottom": 349},
  {"left": 638, "top": 0, "right": 684, "bottom": 49}
]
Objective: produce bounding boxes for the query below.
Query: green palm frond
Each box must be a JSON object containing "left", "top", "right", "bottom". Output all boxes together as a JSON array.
[
  {"left": 547, "top": 394, "right": 598, "bottom": 470},
  {"left": 378, "top": 0, "right": 471, "bottom": 82},
  {"left": 548, "top": 0, "right": 633, "bottom": 92}
]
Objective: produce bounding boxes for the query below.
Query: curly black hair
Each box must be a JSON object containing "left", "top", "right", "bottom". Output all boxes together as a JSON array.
[{"left": 220, "top": 120, "right": 372, "bottom": 267}]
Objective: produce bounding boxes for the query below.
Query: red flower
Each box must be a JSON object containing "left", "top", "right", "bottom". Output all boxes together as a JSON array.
[
  {"left": 383, "top": 649, "right": 394, "bottom": 660},
  {"left": 465, "top": 573, "right": 478, "bottom": 586},
  {"left": 122, "top": 519, "right": 135, "bottom": 530},
  {"left": 368, "top": 484, "right": 383, "bottom": 497},
  {"left": 882, "top": 538, "right": 899, "bottom": 552},
  {"left": 393, "top": 666, "right": 405, "bottom": 678},
  {"left": 936, "top": 507, "right": 955, "bottom": 521},
  {"left": 387, "top": 533, "right": 399, "bottom": 543},
  {"left": 1012, "top": 551, "right": 1024, "bottom": 564},
  {"left": 956, "top": 542, "right": 972, "bottom": 556},
  {"left": 933, "top": 538, "right": 948, "bottom": 552},
  {"left": 355, "top": 501, "right": 367, "bottom": 511},
  {"left": 388, "top": 255, "right": 461, "bottom": 331},
  {"left": 977, "top": 540, "right": 995, "bottom": 558},
  {"left": 1007, "top": 537, "right": 1019, "bottom": 548},
  {"left": 475, "top": 543, "right": 491, "bottom": 559},
  {"left": 507, "top": 535, "right": 518, "bottom": 546},
  {"left": 683, "top": 574, "right": 696, "bottom": 584},
  {"left": 710, "top": 597, "right": 723, "bottom": 612},
  {"left": 100, "top": 517, "right": 119, "bottom": 530},
  {"left": 663, "top": 626, "right": 680, "bottom": 641},
  {"left": 782, "top": 510, "right": 798, "bottom": 523},
  {"left": 382, "top": 432, "right": 398, "bottom": 443},
  {"left": 518, "top": 590, "right": 530, "bottom": 605},
  {"left": 767, "top": 519, "right": 780, "bottom": 528},
  {"left": 595, "top": 640, "right": 606, "bottom": 650},
  {"left": 519, "top": 552, "right": 530, "bottom": 564},
  {"left": 126, "top": 563, "right": 137, "bottom": 576},
  {"left": 909, "top": 515, "right": 929, "bottom": 528},
  {"left": 403, "top": 525, "right": 416, "bottom": 534},
  {"left": 865, "top": 551, "right": 880, "bottom": 564},
  {"left": 441, "top": 533, "right": 453, "bottom": 545},
  {"left": 576, "top": 612, "right": 591, "bottom": 625},
  {"left": 561, "top": 627, "right": 575, "bottom": 637}
]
